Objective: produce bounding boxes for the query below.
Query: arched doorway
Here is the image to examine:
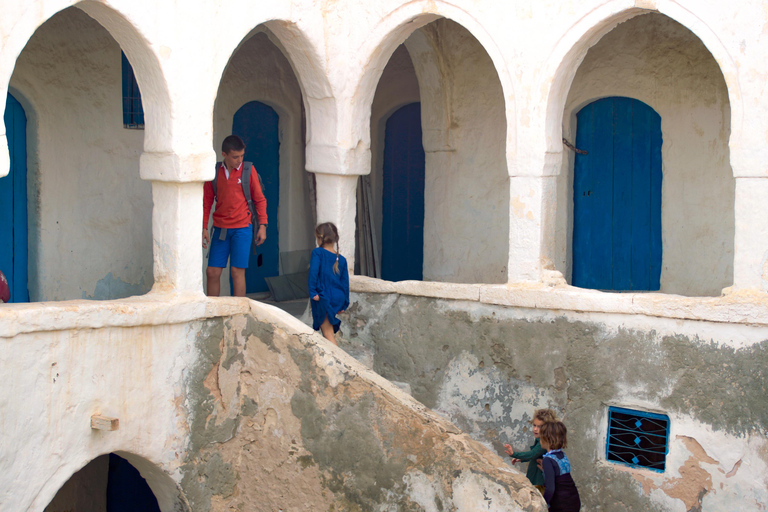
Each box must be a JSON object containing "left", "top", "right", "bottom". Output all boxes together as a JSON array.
[
  {"left": 572, "top": 96, "right": 662, "bottom": 291},
  {"left": 0, "top": 93, "right": 28, "bottom": 303},
  {"left": 232, "top": 100, "right": 280, "bottom": 293},
  {"left": 45, "top": 453, "right": 161, "bottom": 512},
  {"left": 381, "top": 102, "right": 425, "bottom": 282}
]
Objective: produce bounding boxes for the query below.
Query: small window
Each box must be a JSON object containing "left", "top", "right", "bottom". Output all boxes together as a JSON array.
[
  {"left": 606, "top": 407, "right": 669, "bottom": 472},
  {"left": 121, "top": 51, "right": 144, "bottom": 129}
]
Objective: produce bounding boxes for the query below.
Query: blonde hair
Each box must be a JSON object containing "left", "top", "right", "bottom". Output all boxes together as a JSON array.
[
  {"left": 531, "top": 408, "right": 559, "bottom": 424},
  {"left": 315, "top": 222, "right": 341, "bottom": 274},
  {"left": 539, "top": 421, "right": 568, "bottom": 450}
]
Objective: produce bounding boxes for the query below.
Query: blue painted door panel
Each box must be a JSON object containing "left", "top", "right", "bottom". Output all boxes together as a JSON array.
[
  {"left": 232, "top": 101, "right": 280, "bottom": 294},
  {"left": 573, "top": 97, "right": 662, "bottom": 291},
  {"left": 0, "top": 93, "right": 28, "bottom": 302},
  {"left": 381, "top": 103, "right": 425, "bottom": 282}
]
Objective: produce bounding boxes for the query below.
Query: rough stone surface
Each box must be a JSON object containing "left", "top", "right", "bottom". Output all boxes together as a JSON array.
[{"left": 178, "top": 310, "right": 545, "bottom": 512}]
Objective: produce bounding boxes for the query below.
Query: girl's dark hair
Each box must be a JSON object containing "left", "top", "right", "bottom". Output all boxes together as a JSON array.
[
  {"left": 222, "top": 135, "right": 246, "bottom": 154},
  {"left": 315, "top": 222, "right": 341, "bottom": 274},
  {"left": 539, "top": 421, "right": 568, "bottom": 450}
]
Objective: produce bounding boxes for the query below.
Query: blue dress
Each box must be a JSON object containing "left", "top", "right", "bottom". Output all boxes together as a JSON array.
[{"left": 308, "top": 247, "right": 350, "bottom": 333}]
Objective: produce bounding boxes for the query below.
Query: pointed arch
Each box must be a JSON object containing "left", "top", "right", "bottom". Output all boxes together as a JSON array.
[
  {"left": 0, "top": 0, "right": 173, "bottom": 178},
  {"left": 348, "top": 0, "right": 517, "bottom": 177},
  {"left": 35, "top": 451, "right": 189, "bottom": 512},
  {"left": 542, "top": 0, "right": 741, "bottom": 175}
]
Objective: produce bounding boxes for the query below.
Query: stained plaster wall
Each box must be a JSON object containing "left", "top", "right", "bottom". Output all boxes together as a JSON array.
[
  {"left": 416, "top": 20, "right": 509, "bottom": 284},
  {"left": 555, "top": 13, "right": 734, "bottom": 297},
  {"left": 9, "top": 7, "right": 153, "bottom": 301},
  {"left": 0, "top": 296, "right": 545, "bottom": 511},
  {"left": 210, "top": 29, "right": 312, "bottom": 295},
  {"left": 342, "top": 290, "right": 768, "bottom": 511}
]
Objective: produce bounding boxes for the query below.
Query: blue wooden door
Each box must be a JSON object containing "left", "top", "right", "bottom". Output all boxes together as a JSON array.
[
  {"left": 381, "top": 103, "right": 425, "bottom": 282},
  {"left": 232, "top": 101, "right": 280, "bottom": 294},
  {"left": 0, "top": 93, "right": 28, "bottom": 302},
  {"left": 572, "top": 97, "right": 662, "bottom": 291}
]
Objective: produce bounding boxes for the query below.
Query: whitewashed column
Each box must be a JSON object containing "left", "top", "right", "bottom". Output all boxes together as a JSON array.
[
  {"left": 314, "top": 172, "right": 359, "bottom": 273},
  {"left": 732, "top": 177, "right": 768, "bottom": 292},
  {"left": 141, "top": 151, "right": 215, "bottom": 294},
  {"left": 507, "top": 148, "right": 561, "bottom": 283}
]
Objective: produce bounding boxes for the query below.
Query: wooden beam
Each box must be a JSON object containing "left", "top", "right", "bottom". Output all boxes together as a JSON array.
[{"left": 90, "top": 415, "right": 119, "bottom": 431}]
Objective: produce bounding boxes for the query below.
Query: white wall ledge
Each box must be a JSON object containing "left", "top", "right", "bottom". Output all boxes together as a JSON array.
[
  {"left": 0, "top": 292, "right": 252, "bottom": 338},
  {"left": 350, "top": 276, "right": 768, "bottom": 326},
  {"left": 3, "top": 277, "right": 767, "bottom": 339}
]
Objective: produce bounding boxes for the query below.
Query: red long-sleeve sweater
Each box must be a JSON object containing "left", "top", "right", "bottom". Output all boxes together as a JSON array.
[{"left": 203, "top": 163, "right": 268, "bottom": 230}]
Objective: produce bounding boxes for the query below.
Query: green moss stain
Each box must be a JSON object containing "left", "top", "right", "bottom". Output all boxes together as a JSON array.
[
  {"left": 289, "top": 343, "right": 410, "bottom": 509},
  {"left": 661, "top": 336, "right": 768, "bottom": 435},
  {"left": 180, "top": 319, "right": 242, "bottom": 511},
  {"left": 241, "top": 396, "right": 258, "bottom": 417},
  {"left": 180, "top": 453, "right": 237, "bottom": 512}
]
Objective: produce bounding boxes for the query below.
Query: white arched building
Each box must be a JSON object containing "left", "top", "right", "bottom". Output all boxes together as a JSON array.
[{"left": 1, "top": 1, "right": 767, "bottom": 511}]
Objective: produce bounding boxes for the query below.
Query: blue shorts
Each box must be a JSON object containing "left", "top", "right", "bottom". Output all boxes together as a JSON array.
[{"left": 208, "top": 225, "right": 252, "bottom": 269}]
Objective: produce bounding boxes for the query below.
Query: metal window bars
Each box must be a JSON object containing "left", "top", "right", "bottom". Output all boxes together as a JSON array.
[{"left": 606, "top": 407, "right": 669, "bottom": 472}]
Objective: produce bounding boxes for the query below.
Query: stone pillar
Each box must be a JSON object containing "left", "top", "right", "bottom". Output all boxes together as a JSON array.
[
  {"left": 149, "top": 181, "right": 204, "bottom": 293},
  {"left": 314, "top": 172, "right": 359, "bottom": 273},
  {"left": 141, "top": 150, "right": 215, "bottom": 295},
  {"left": 732, "top": 177, "right": 768, "bottom": 292},
  {"left": 508, "top": 175, "right": 554, "bottom": 282},
  {"left": 507, "top": 147, "right": 561, "bottom": 284}
]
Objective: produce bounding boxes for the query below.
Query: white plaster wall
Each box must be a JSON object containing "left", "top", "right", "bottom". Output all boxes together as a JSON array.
[
  {"left": 416, "top": 20, "right": 509, "bottom": 284},
  {"left": 0, "top": 318, "right": 196, "bottom": 511},
  {"left": 366, "top": 44, "right": 420, "bottom": 276},
  {"left": 9, "top": 7, "right": 153, "bottom": 301},
  {"left": 209, "top": 28, "right": 312, "bottom": 295},
  {"left": 557, "top": 13, "right": 734, "bottom": 297},
  {"left": 0, "top": 0, "right": 768, "bottom": 295}
]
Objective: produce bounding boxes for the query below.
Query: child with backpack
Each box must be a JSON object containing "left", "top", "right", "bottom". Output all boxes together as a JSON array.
[
  {"left": 539, "top": 421, "right": 581, "bottom": 511},
  {"left": 202, "top": 135, "right": 267, "bottom": 297}
]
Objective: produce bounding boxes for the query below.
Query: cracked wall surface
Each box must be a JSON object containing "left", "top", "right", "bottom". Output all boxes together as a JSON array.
[{"left": 342, "top": 292, "right": 768, "bottom": 511}]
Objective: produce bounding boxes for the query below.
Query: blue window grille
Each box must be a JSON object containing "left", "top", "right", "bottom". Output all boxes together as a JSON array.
[
  {"left": 121, "top": 51, "right": 144, "bottom": 129},
  {"left": 606, "top": 407, "right": 669, "bottom": 472}
]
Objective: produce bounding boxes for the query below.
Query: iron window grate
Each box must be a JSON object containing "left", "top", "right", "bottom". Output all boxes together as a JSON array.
[
  {"left": 122, "top": 51, "right": 144, "bottom": 129},
  {"left": 606, "top": 407, "right": 669, "bottom": 472}
]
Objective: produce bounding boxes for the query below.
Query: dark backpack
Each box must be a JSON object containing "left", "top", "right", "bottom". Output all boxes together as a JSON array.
[{"left": 212, "top": 161, "right": 264, "bottom": 254}]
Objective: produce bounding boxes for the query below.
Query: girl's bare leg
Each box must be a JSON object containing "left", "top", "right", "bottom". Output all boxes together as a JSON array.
[{"left": 320, "top": 317, "right": 337, "bottom": 345}]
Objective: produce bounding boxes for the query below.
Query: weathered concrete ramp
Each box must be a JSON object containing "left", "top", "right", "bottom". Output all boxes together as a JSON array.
[{"left": 183, "top": 301, "right": 545, "bottom": 511}]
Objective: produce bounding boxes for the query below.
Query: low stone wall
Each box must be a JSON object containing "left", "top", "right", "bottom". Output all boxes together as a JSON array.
[
  {"left": 342, "top": 289, "right": 768, "bottom": 511},
  {"left": 1, "top": 294, "right": 543, "bottom": 511},
  {"left": 182, "top": 305, "right": 544, "bottom": 511}
]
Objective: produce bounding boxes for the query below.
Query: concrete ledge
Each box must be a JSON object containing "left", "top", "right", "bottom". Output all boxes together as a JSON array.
[
  {"left": 0, "top": 292, "right": 251, "bottom": 338},
  {"left": 350, "top": 276, "right": 768, "bottom": 326},
  {"left": 139, "top": 151, "right": 217, "bottom": 182},
  {"left": 351, "top": 275, "right": 481, "bottom": 300}
]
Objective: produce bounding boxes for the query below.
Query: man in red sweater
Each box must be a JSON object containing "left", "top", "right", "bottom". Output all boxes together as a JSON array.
[{"left": 203, "top": 135, "right": 268, "bottom": 296}]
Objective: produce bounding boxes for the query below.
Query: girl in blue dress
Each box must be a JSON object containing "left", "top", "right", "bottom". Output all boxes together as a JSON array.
[{"left": 308, "top": 222, "right": 349, "bottom": 345}]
